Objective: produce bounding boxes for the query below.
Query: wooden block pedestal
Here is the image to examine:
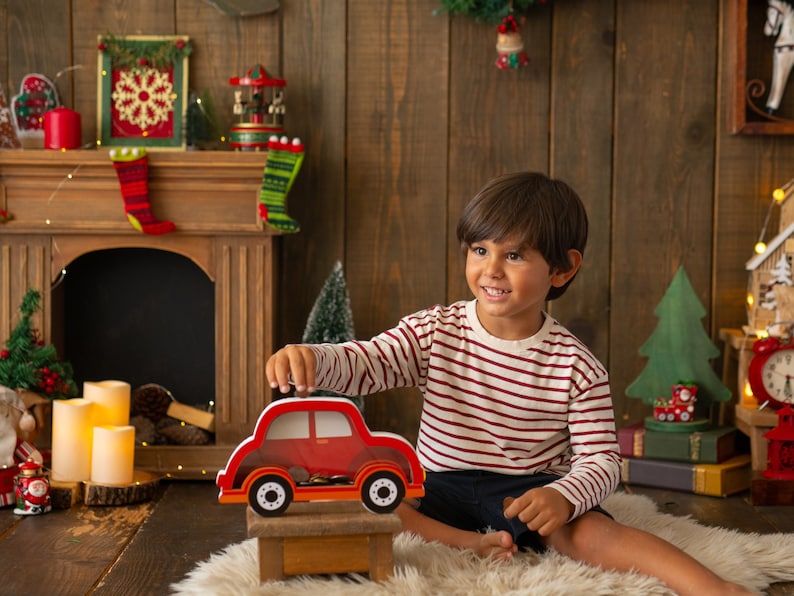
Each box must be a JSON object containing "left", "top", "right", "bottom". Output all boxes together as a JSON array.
[
  {"left": 246, "top": 501, "right": 402, "bottom": 582},
  {"left": 735, "top": 405, "right": 778, "bottom": 471}
]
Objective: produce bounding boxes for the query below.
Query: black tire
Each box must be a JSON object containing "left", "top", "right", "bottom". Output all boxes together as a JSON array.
[
  {"left": 248, "top": 474, "right": 293, "bottom": 517},
  {"left": 360, "top": 470, "right": 405, "bottom": 514}
]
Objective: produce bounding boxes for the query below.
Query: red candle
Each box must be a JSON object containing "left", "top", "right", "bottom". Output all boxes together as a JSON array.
[{"left": 44, "top": 107, "right": 82, "bottom": 150}]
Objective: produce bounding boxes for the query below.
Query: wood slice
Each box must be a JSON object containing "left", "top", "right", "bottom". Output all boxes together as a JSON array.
[{"left": 83, "top": 470, "right": 160, "bottom": 506}]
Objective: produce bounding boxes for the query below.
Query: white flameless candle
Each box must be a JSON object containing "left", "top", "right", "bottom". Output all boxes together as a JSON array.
[
  {"left": 84, "top": 380, "right": 131, "bottom": 426},
  {"left": 90, "top": 425, "right": 135, "bottom": 485},
  {"left": 51, "top": 398, "right": 94, "bottom": 482}
]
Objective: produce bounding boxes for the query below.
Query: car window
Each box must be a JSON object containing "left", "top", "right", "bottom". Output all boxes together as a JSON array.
[
  {"left": 266, "top": 411, "right": 310, "bottom": 439},
  {"left": 315, "top": 411, "right": 352, "bottom": 438}
]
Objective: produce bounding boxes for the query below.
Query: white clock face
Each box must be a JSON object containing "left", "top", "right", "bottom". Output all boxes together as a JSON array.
[{"left": 762, "top": 350, "right": 794, "bottom": 404}]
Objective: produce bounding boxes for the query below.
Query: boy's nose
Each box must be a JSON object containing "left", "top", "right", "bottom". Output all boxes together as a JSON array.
[{"left": 484, "top": 258, "right": 504, "bottom": 277}]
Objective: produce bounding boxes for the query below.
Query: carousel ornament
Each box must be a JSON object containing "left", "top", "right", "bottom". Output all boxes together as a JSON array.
[{"left": 495, "top": 15, "right": 529, "bottom": 70}]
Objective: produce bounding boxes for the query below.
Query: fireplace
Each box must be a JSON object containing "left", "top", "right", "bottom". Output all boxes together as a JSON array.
[{"left": 0, "top": 149, "right": 279, "bottom": 478}]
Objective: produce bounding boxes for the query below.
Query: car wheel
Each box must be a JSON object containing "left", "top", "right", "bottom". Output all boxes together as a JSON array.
[
  {"left": 361, "top": 470, "right": 405, "bottom": 514},
  {"left": 679, "top": 411, "right": 691, "bottom": 422},
  {"left": 248, "top": 474, "right": 293, "bottom": 517}
]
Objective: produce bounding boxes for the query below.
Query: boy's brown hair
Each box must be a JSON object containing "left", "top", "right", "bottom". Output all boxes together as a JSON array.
[{"left": 456, "top": 171, "right": 588, "bottom": 300}]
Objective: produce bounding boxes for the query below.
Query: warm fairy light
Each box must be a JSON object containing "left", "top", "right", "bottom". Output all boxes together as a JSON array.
[
  {"left": 747, "top": 294, "right": 755, "bottom": 307},
  {"left": 141, "top": 441, "right": 149, "bottom": 447},
  {"left": 201, "top": 469, "right": 207, "bottom": 475},
  {"left": 755, "top": 241, "right": 767, "bottom": 254},
  {"left": 45, "top": 219, "right": 51, "bottom": 225},
  {"left": 177, "top": 464, "right": 183, "bottom": 471},
  {"left": 757, "top": 329, "right": 770, "bottom": 339},
  {"left": 774, "top": 188, "right": 786, "bottom": 202}
]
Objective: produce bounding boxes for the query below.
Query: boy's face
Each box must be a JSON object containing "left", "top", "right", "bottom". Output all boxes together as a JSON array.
[{"left": 465, "top": 236, "right": 580, "bottom": 340}]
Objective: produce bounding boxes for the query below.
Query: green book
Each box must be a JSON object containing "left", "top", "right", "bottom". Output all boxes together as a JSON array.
[{"left": 642, "top": 426, "right": 737, "bottom": 464}]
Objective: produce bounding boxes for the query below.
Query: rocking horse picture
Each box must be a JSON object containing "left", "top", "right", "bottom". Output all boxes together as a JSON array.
[
  {"left": 762, "top": 0, "right": 794, "bottom": 115},
  {"left": 727, "top": 0, "right": 794, "bottom": 134}
]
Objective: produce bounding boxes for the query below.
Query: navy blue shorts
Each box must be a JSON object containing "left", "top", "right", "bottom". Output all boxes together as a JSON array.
[{"left": 415, "top": 470, "right": 612, "bottom": 553}]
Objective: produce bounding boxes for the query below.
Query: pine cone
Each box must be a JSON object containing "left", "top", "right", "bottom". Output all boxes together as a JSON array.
[
  {"left": 130, "top": 415, "right": 158, "bottom": 445},
  {"left": 131, "top": 384, "right": 172, "bottom": 422},
  {"left": 158, "top": 422, "right": 212, "bottom": 445}
]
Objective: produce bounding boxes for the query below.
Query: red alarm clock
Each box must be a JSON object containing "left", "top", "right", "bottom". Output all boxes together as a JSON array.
[{"left": 748, "top": 336, "right": 794, "bottom": 409}]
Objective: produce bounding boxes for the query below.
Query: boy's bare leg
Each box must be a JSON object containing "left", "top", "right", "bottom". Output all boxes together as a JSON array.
[
  {"left": 396, "top": 501, "right": 518, "bottom": 561},
  {"left": 544, "top": 512, "right": 756, "bottom": 596}
]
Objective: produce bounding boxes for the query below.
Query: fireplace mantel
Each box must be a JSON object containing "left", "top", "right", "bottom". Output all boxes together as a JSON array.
[
  {"left": 0, "top": 149, "right": 273, "bottom": 235},
  {"left": 0, "top": 149, "right": 280, "bottom": 478}
]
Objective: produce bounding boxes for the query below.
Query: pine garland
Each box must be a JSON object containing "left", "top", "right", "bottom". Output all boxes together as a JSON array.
[
  {"left": 435, "top": 0, "right": 550, "bottom": 24},
  {"left": 97, "top": 35, "right": 192, "bottom": 71},
  {"left": 0, "top": 289, "right": 78, "bottom": 399}
]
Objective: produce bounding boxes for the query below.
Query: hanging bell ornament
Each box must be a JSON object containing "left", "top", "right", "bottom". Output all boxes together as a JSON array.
[{"left": 495, "top": 15, "right": 529, "bottom": 70}]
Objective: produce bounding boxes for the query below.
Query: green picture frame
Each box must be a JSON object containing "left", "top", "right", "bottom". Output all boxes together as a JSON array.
[{"left": 97, "top": 35, "right": 191, "bottom": 149}]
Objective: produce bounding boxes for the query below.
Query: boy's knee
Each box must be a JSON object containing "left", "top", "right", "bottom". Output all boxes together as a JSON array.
[{"left": 547, "top": 512, "right": 618, "bottom": 560}]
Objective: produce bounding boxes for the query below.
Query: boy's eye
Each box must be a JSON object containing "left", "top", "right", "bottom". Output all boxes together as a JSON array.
[
  {"left": 472, "top": 246, "right": 487, "bottom": 256},
  {"left": 507, "top": 252, "right": 522, "bottom": 261}
]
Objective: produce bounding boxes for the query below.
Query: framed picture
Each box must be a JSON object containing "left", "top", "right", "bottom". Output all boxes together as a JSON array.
[
  {"left": 726, "top": 0, "right": 794, "bottom": 134},
  {"left": 97, "top": 35, "right": 191, "bottom": 149}
]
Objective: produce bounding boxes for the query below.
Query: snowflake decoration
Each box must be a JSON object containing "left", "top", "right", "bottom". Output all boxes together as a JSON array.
[{"left": 111, "top": 67, "right": 174, "bottom": 131}]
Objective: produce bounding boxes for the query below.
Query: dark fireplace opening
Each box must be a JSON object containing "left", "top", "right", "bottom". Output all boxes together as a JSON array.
[{"left": 57, "top": 247, "right": 215, "bottom": 409}]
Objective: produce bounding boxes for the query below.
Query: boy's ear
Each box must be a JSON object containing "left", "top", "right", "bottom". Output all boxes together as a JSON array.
[{"left": 550, "top": 249, "right": 583, "bottom": 288}]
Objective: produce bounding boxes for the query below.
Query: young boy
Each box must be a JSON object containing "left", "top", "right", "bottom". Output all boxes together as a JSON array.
[{"left": 266, "top": 172, "right": 753, "bottom": 595}]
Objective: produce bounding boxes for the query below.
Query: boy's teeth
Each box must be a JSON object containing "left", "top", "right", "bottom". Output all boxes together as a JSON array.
[{"left": 484, "top": 287, "right": 508, "bottom": 296}]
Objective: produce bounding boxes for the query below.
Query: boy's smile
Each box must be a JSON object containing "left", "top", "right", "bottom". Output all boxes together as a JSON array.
[{"left": 465, "top": 237, "right": 581, "bottom": 340}]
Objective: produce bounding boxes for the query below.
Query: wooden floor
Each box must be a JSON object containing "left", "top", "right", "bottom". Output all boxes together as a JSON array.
[{"left": 0, "top": 480, "right": 790, "bottom": 595}]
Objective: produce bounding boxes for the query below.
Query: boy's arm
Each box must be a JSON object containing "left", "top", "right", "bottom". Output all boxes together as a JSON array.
[{"left": 548, "top": 375, "right": 622, "bottom": 519}]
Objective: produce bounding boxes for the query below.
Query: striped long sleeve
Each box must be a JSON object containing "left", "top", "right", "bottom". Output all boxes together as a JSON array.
[{"left": 308, "top": 300, "right": 621, "bottom": 518}]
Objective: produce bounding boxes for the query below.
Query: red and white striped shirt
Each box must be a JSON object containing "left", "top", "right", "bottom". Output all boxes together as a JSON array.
[{"left": 308, "top": 300, "right": 621, "bottom": 518}]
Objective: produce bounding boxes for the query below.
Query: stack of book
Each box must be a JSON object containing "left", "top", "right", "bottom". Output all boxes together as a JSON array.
[{"left": 618, "top": 423, "right": 751, "bottom": 496}]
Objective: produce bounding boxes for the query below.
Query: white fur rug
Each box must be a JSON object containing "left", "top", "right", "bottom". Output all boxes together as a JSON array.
[{"left": 171, "top": 492, "right": 794, "bottom": 595}]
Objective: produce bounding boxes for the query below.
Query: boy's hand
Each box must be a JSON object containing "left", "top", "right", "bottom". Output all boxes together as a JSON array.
[
  {"left": 266, "top": 345, "right": 317, "bottom": 397},
  {"left": 502, "top": 487, "right": 574, "bottom": 537}
]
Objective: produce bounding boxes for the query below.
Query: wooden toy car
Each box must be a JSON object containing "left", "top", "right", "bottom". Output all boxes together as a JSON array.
[{"left": 216, "top": 397, "right": 425, "bottom": 516}]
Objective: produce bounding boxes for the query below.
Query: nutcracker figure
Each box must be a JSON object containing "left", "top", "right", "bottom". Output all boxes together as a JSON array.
[{"left": 14, "top": 458, "right": 51, "bottom": 515}]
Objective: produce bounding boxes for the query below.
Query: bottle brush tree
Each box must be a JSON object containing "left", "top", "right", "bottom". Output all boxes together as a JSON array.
[{"left": 301, "top": 261, "right": 363, "bottom": 412}]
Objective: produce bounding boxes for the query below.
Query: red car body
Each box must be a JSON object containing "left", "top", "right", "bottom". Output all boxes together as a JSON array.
[{"left": 216, "top": 397, "right": 425, "bottom": 515}]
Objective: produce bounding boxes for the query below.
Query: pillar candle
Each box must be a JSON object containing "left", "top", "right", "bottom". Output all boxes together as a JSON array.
[
  {"left": 84, "top": 380, "right": 131, "bottom": 426},
  {"left": 90, "top": 425, "right": 135, "bottom": 485},
  {"left": 50, "top": 398, "right": 94, "bottom": 482},
  {"left": 43, "top": 107, "right": 82, "bottom": 150}
]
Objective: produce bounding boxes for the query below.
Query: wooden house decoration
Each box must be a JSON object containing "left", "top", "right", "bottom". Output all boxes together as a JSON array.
[
  {"left": 763, "top": 405, "right": 794, "bottom": 481},
  {"left": 746, "top": 220, "right": 794, "bottom": 334}
]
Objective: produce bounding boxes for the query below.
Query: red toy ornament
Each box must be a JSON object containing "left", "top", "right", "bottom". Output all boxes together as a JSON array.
[
  {"left": 14, "top": 458, "right": 51, "bottom": 515},
  {"left": 763, "top": 405, "right": 794, "bottom": 480}
]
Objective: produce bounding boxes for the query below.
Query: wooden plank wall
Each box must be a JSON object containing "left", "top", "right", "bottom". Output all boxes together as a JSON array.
[{"left": 3, "top": 0, "right": 794, "bottom": 442}]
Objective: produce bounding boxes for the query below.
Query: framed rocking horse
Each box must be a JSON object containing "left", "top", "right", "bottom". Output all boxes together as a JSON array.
[{"left": 727, "top": 0, "right": 794, "bottom": 134}]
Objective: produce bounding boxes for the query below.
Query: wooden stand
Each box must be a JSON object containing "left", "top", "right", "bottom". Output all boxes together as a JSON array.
[
  {"left": 735, "top": 405, "right": 778, "bottom": 471},
  {"left": 751, "top": 472, "right": 794, "bottom": 505},
  {"left": 718, "top": 328, "right": 758, "bottom": 425},
  {"left": 246, "top": 501, "right": 402, "bottom": 582}
]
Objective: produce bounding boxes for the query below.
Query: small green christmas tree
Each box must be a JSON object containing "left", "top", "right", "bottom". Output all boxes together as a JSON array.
[
  {"left": 302, "top": 261, "right": 363, "bottom": 412},
  {"left": 0, "top": 289, "right": 78, "bottom": 399},
  {"left": 626, "top": 266, "right": 730, "bottom": 417}
]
